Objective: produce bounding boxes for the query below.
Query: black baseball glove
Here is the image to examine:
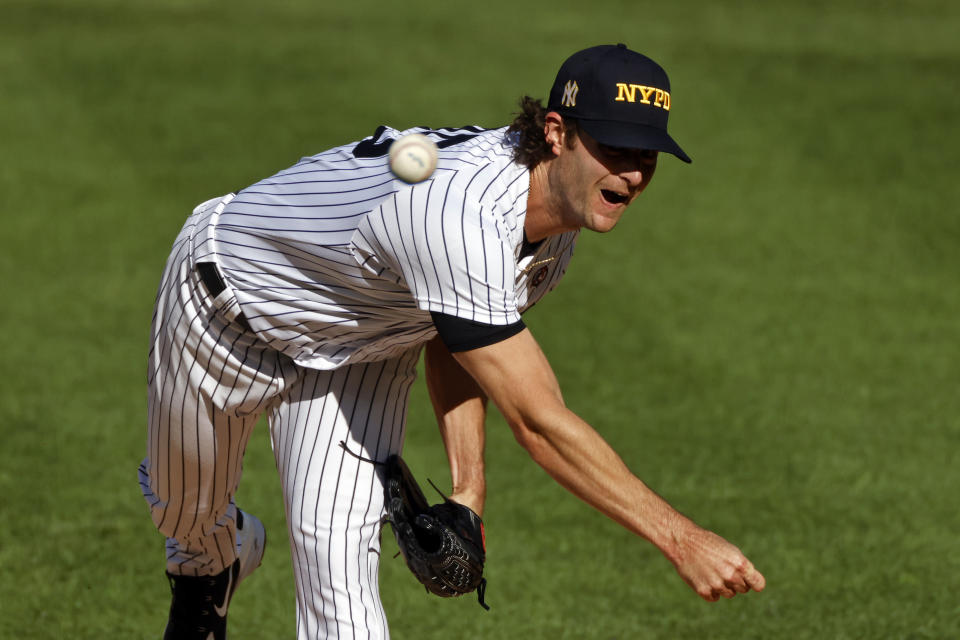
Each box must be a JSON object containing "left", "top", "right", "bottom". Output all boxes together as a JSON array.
[{"left": 384, "top": 454, "right": 489, "bottom": 609}]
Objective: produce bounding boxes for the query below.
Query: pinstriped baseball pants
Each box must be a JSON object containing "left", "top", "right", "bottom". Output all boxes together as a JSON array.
[{"left": 139, "top": 211, "right": 419, "bottom": 639}]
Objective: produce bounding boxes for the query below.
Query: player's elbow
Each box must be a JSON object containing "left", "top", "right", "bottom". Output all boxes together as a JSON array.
[
  {"left": 506, "top": 406, "right": 564, "bottom": 466},
  {"left": 509, "top": 420, "right": 550, "bottom": 463},
  {"left": 494, "top": 381, "right": 567, "bottom": 462}
]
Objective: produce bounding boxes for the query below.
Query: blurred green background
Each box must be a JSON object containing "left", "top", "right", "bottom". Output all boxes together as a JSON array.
[{"left": 2, "top": 0, "right": 958, "bottom": 638}]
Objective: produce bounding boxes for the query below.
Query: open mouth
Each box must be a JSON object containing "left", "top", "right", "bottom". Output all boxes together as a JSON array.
[{"left": 601, "top": 189, "right": 629, "bottom": 205}]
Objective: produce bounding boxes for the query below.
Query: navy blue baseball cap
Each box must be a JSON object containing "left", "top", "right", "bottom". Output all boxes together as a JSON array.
[{"left": 548, "top": 44, "right": 691, "bottom": 163}]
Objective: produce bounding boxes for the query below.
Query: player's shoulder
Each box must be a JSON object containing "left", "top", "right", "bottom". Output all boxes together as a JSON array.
[
  {"left": 423, "top": 126, "right": 528, "bottom": 204},
  {"left": 417, "top": 127, "right": 528, "bottom": 245}
]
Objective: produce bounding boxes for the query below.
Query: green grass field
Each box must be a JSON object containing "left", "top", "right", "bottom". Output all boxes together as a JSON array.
[{"left": 2, "top": 0, "right": 958, "bottom": 637}]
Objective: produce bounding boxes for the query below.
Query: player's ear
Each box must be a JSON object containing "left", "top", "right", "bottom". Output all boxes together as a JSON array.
[{"left": 544, "top": 112, "right": 566, "bottom": 157}]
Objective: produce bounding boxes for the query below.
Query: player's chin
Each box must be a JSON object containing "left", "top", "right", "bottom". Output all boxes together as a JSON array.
[
  {"left": 588, "top": 206, "right": 626, "bottom": 233},
  {"left": 588, "top": 193, "right": 629, "bottom": 232}
]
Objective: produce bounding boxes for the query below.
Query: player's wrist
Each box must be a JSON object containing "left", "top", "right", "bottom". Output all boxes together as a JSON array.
[
  {"left": 449, "top": 488, "right": 486, "bottom": 517},
  {"left": 634, "top": 499, "right": 693, "bottom": 564},
  {"left": 655, "top": 513, "right": 701, "bottom": 566}
]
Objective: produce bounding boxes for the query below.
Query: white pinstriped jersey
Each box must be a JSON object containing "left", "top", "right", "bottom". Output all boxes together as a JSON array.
[{"left": 194, "top": 125, "right": 578, "bottom": 370}]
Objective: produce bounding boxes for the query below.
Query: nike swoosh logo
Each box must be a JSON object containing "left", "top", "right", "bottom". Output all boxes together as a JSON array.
[{"left": 214, "top": 568, "right": 233, "bottom": 618}]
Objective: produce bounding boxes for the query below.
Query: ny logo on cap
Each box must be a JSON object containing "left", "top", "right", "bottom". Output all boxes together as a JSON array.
[{"left": 561, "top": 80, "right": 579, "bottom": 107}]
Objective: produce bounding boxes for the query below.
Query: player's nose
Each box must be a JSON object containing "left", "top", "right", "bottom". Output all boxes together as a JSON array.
[{"left": 619, "top": 166, "right": 645, "bottom": 189}]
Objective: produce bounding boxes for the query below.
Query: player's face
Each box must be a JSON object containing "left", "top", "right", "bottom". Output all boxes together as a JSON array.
[{"left": 546, "top": 118, "right": 658, "bottom": 234}]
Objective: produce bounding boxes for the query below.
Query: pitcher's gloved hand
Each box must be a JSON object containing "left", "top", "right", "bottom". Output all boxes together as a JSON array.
[{"left": 384, "top": 454, "right": 489, "bottom": 609}]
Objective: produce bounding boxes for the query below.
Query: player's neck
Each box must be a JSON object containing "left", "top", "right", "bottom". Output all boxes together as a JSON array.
[{"left": 525, "top": 161, "right": 575, "bottom": 242}]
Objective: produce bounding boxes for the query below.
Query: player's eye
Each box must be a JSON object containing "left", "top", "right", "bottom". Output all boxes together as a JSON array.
[
  {"left": 599, "top": 145, "right": 657, "bottom": 166},
  {"left": 599, "top": 144, "right": 629, "bottom": 159}
]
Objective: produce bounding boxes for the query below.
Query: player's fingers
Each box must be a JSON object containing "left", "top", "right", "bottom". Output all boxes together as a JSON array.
[
  {"left": 713, "top": 586, "right": 736, "bottom": 600},
  {"left": 690, "top": 580, "right": 719, "bottom": 602},
  {"left": 743, "top": 564, "right": 766, "bottom": 592},
  {"left": 701, "top": 576, "right": 736, "bottom": 601},
  {"left": 728, "top": 579, "right": 750, "bottom": 594}
]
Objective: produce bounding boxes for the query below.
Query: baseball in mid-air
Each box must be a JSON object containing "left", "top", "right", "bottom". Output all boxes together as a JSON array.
[{"left": 389, "top": 133, "right": 438, "bottom": 183}]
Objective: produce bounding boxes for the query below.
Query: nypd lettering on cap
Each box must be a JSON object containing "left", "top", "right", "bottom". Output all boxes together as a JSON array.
[{"left": 614, "top": 83, "right": 670, "bottom": 111}]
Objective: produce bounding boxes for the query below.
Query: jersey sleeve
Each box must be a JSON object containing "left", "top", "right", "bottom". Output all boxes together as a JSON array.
[
  {"left": 351, "top": 174, "right": 522, "bottom": 325},
  {"left": 430, "top": 312, "right": 526, "bottom": 352}
]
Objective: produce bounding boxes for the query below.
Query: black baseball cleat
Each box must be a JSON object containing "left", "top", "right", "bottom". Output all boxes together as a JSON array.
[{"left": 163, "top": 510, "right": 266, "bottom": 640}]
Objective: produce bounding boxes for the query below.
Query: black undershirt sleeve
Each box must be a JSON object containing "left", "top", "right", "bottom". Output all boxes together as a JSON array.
[{"left": 430, "top": 312, "right": 526, "bottom": 353}]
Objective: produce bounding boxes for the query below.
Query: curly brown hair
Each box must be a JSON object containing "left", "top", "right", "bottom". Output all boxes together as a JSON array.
[{"left": 505, "top": 96, "right": 578, "bottom": 169}]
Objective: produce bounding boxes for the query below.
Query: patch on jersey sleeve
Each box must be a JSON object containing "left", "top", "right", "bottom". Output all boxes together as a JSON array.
[{"left": 430, "top": 312, "right": 526, "bottom": 353}]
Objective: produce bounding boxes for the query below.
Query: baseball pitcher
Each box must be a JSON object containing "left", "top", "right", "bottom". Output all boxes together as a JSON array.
[{"left": 139, "top": 44, "right": 765, "bottom": 640}]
